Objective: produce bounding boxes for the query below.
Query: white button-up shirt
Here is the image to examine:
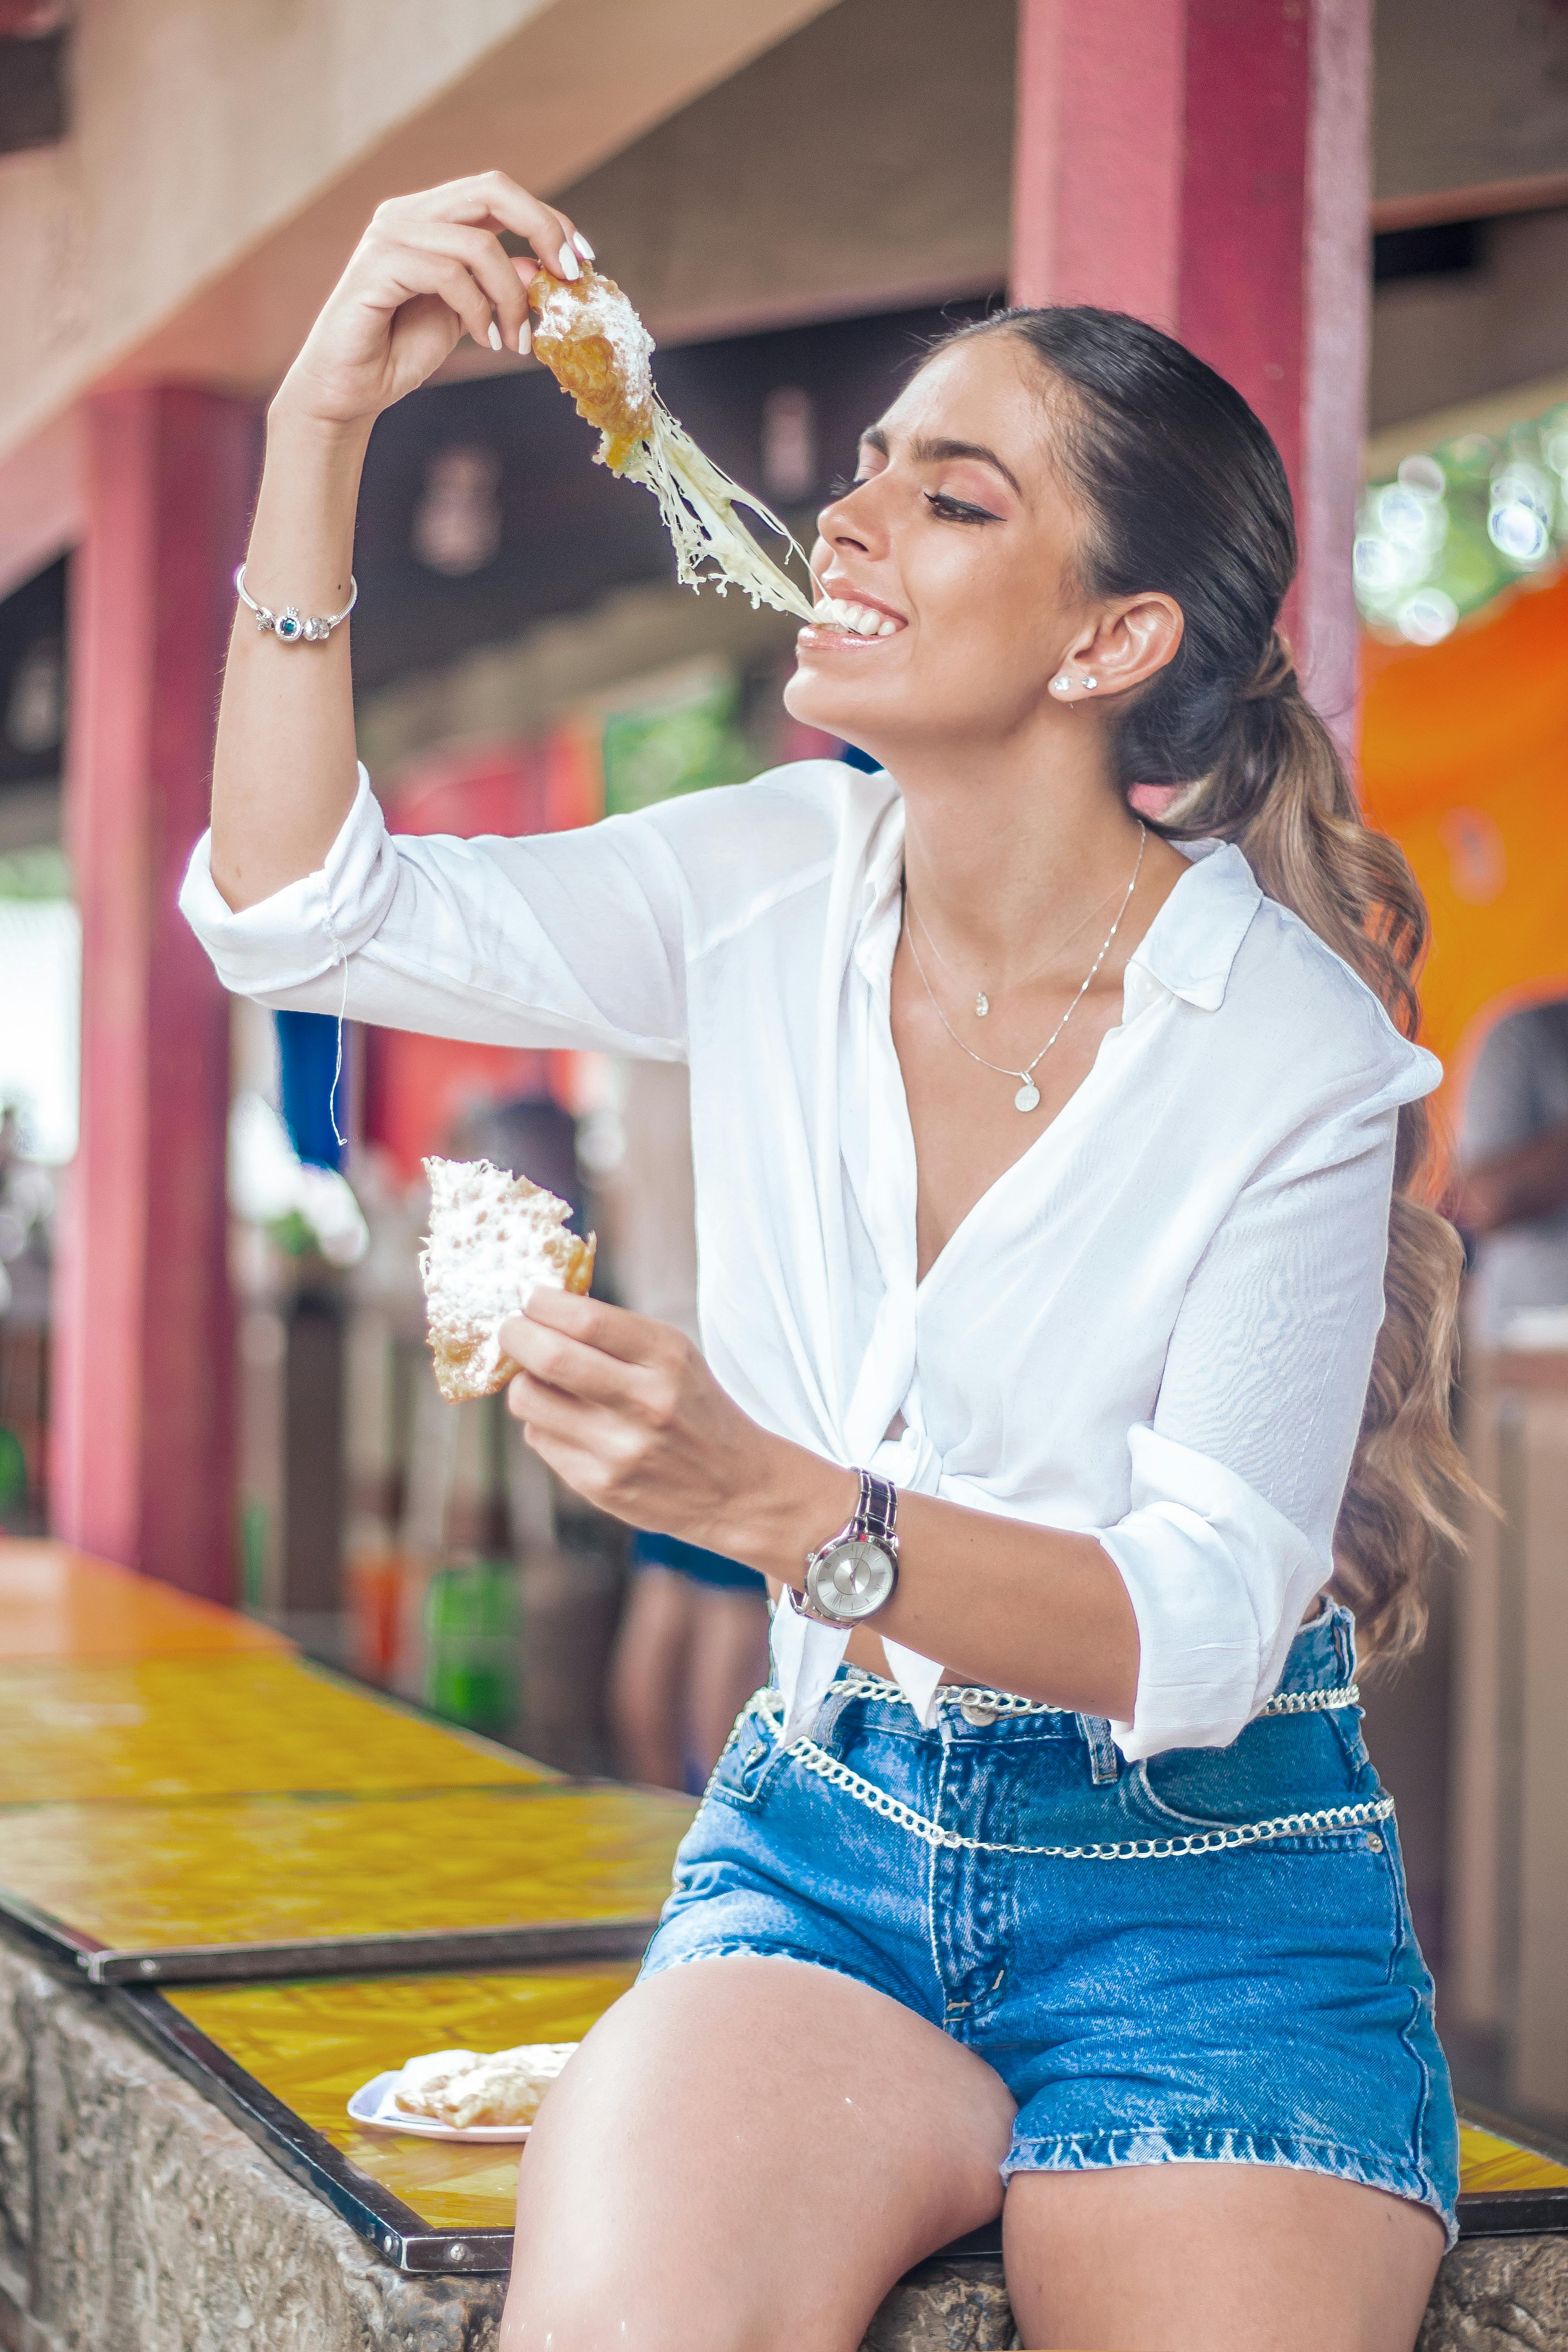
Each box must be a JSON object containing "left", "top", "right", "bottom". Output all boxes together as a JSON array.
[{"left": 181, "top": 760, "right": 1439, "bottom": 1758}]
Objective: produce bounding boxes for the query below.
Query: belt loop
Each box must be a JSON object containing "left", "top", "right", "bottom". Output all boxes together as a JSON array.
[
  {"left": 1078, "top": 1713, "right": 1120, "bottom": 1783},
  {"left": 808, "top": 1682, "right": 857, "bottom": 1754}
]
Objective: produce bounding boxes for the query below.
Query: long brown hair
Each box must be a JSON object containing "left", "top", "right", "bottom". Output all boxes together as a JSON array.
[{"left": 940, "top": 305, "right": 1470, "bottom": 1660}]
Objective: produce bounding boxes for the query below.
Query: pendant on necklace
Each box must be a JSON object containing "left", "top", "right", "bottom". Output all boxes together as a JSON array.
[
  {"left": 1014, "top": 1079, "right": 1041, "bottom": 1113},
  {"left": 975, "top": 991, "right": 989, "bottom": 1018}
]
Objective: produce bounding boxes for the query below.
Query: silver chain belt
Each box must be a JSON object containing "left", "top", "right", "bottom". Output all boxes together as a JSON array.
[
  {"left": 828, "top": 1669, "right": 1360, "bottom": 1722},
  {"left": 730, "top": 1679, "right": 1385, "bottom": 1860},
  {"left": 782, "top": 1731, "right": 1393, "bottom": 1857}
]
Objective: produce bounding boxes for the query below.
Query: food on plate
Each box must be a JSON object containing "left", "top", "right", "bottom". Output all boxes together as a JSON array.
[
  {"left": 527, "top": 266, "right": 886, "bottom": 638},
  {"left": 394, "top": 2041, "right": 578, "bottom": 2129},
  {"left": 419, "top": 1157, "right": 595, "bottom": 1404}
]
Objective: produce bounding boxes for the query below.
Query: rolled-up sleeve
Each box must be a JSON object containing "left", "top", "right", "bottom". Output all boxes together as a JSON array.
[
  {"left": 1099, "top": 1095, "right": 1404, "bottom": 1760},
  {"left": 179, "top": 764, "right": 691, "bottom": 1058}
]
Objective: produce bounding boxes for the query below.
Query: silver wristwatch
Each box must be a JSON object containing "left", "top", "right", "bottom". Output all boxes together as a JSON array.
[{"left": 792, "top": 1469, "right": 900, "bottom": 1626}]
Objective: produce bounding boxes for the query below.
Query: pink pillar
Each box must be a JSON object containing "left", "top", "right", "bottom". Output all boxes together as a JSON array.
[
  {"left": 1011, "top": 0, "right": 1371, "bottom": 741},
  {"left": 51, "top": 387, "right": 260, "bottom": 1599}
]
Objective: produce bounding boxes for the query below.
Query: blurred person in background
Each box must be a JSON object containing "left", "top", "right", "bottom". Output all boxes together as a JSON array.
[
  {"left": 1448, "top": 995, "right": 1568, "bottom": 1342},
  {"left": 600, "top": 1060, "right": 768, "bottom": 1792}
]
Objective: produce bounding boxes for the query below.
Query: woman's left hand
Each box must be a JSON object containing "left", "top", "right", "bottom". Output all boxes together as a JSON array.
[{"left": 498, "top": 1292, "right": 852, "bottom": 1577}]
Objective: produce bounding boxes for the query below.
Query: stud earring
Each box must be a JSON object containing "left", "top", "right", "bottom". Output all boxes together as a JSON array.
[
  {"left": 1083, "top": 676, "right": 1099, "bottom": 691},
  {"left": 1050, "top": 675, "right": 1072, "bottom": 694}
]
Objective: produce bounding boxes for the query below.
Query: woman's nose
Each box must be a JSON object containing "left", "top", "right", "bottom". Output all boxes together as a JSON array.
[{"left": 817, "top": 485, "right": 875, "bottom": 553}]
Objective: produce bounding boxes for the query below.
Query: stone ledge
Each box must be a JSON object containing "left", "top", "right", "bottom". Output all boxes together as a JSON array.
[{"left": 2, "top": 1931, "right": 1565, "bottom": 2352}]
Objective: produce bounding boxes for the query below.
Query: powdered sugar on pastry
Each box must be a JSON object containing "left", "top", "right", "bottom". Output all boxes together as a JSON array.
[
  {"left": 527, "top": 267, "right": 885, "bottom": 637},
  {"left": 394, "top": 2042, "right": 577, "bottom": 2130},
  {"left": 419, "top": 1158, "right": 595, "bottom": 1405}
]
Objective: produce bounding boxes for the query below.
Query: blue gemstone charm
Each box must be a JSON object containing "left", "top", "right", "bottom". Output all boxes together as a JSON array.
[{"left": 276, "top": 608, "right": 304, "bottom": 642}]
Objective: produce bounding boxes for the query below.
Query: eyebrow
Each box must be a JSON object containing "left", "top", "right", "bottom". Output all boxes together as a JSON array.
[{"left": 859, "top": 425, "right": 1023, "bottom": 501}]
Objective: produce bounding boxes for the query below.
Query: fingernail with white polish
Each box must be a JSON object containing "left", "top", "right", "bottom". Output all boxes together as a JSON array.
[
  {"left": 518, "top": 318, "right": 531, "bottom": 356},
  {"left": 573, "top": 231, "right": 595, "bottom": 261},
  {"left": 487, "top": 320, "right": 503, "bottom": 352},
  {"left": 557, "top": 245, "right": 580, "bottom": 281}
]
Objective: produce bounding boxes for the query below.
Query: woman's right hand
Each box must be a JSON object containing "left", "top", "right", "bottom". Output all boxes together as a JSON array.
[{"left": 273, "top": 171, "right": 588, "bottom": 432}]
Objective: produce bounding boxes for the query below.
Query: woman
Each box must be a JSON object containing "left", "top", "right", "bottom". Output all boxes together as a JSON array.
[{"left": 185, "top": 175, "right": 1466, "bottom": 2352}]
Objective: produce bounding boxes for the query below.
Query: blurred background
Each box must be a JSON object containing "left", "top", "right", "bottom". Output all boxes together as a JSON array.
[{"left": 2, "top": 0, "right": 1568, "bottom": 2140}]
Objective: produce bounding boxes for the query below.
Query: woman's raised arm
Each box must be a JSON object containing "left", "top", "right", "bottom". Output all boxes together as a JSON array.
[{"left": 210, "top": 173, "right": 588, "bottom": 912}]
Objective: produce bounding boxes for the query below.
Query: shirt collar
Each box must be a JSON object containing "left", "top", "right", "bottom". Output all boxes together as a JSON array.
[{"left": 1125, "top": 839, "right": 1260, "bottom": 1013}]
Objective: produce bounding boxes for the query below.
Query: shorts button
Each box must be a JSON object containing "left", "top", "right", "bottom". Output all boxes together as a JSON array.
[
  {"left": 959, "top": 1700, "right": 998, "bottom": 1726},
  {"left": 1365, "top": 1833, "right": 1384, "bottom": 1852}
]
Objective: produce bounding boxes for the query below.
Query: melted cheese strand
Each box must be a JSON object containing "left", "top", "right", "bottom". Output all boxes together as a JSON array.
[
  {"left": 528, "top": 267, "right": 872, "bottom": 633},
  {"left": 621, "top": 401, "right": 819, "bottom": 622}
]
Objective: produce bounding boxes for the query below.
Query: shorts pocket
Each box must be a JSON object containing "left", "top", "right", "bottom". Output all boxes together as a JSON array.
[
  {"left": 1125, "top": 1712, "right": 1385, "bottom": 1847},
  {"left": 706, "top": 1700, "right": 790, "bottom": 1813}
]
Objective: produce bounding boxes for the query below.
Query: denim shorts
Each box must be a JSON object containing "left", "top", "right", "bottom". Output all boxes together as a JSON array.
[{"left": 640, "top": 1602, "right": 1459, "bottom": 2240}]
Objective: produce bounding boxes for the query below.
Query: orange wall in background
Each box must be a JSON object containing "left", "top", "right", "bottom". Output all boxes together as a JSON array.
[{"left": 1359, "top": 571, "right": 1568, "bottom": 1128}]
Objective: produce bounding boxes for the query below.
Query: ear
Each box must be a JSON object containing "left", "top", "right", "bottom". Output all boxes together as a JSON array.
[{"left": 1060, "top": 593, "right": 1184, "bottom": 700}]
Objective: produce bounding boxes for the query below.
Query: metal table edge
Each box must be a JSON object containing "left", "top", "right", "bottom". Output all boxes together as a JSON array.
[{"left": 83, "top": 1915, "right": 661, "bottom": 1984}]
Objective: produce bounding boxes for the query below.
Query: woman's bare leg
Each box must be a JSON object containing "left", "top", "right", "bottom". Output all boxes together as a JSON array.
[
  {"left": 500, "top": 1955, "right": 1015, "bottom": 2352},
  {"left": 1004, "top": 2161, "right": 1446, "bottom": 2352}
]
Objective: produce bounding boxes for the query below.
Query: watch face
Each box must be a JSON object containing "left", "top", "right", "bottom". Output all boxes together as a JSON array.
[{"left": 808, "top": 1538, "right": 896, "bottom": 1622}]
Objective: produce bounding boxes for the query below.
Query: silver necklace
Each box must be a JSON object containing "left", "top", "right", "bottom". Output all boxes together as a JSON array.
[
  {"left": 908, "top": 874, "right": 1122, "bottom": 1019},
  {"left": 903, "top": 824, "right": 1147, "bottom": 1114}
]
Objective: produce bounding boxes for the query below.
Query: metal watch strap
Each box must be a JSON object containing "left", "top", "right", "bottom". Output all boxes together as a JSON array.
[{"left": 853, "top": 1469, "right": 897, "bottom": 1548}]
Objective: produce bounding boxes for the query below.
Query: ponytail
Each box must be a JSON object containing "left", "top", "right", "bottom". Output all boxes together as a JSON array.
[
  {"left": 931, "top": 304, "right": 1474, "bottom": 1661},
  {"left": 1161, "top": 637, "right": 1469, "bottom": 1658}
]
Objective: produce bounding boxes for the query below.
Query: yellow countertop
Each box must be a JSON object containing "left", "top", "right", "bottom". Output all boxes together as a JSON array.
[
  {"left": 169, "top": 1965, "right": 638, "bottom": 2231},
  {"left": 0, "top": 1652, "right": 555, "bottom": 1807},
  {"left": 0, "top": 1783, "right": 693, "bottom": 1955},
  {"left": 0, "top": 1539, "right": 292, "bottom": 1662}
]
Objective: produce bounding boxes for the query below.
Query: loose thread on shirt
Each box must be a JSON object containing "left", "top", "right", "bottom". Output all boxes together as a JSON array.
[{"left": 325, "top": 912, "right": 348, "bottom": 1152}]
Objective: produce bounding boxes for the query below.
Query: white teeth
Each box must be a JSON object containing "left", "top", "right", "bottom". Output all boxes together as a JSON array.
[{"left": 813, "top": 597, "right": 897, "bottom": 636}]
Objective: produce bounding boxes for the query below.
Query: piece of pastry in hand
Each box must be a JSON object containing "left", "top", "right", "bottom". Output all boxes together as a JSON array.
[
  {"left": 394, "top": 2042, "right": 578, "bottom": 2129},
  {"left": 420, "top": 1157, "right": 595, "bottom": 1405},
  {"left": 528, "top": 268, "right": 655, "bottom": 472}
]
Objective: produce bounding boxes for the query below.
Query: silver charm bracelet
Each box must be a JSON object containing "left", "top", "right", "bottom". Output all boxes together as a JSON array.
[{"left": 235, "top": 564, "right": 358, "bottom": 645}]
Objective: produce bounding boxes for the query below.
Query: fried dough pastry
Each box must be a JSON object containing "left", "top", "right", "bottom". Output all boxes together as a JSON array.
[
  {"left": 528, "top": 270, "right": 655, "bottom": 472},
  {"left": 419, "top": 1157, "right": 595, "bottom": 1405},
  {"left": 394, "top": 2042, "right": 577, "bottom": 2130}
]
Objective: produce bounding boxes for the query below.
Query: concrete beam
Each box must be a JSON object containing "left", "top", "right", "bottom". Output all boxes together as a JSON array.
[{"left": 0, "top": 0, "right": 840, "bottom": 471}]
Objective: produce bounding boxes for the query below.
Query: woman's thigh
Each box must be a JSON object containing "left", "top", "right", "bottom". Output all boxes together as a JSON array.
[
  {"left": 1003, "top": 2161, "right": 1446, "bottom": 2352},
  {"left": 500, "top": 1952, "right": 1016, "bottom": 2352}
]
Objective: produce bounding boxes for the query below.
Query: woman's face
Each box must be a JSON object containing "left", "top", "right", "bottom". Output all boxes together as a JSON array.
[{"left": 785, "top": 332, "right": 1095, "bottom": 756}]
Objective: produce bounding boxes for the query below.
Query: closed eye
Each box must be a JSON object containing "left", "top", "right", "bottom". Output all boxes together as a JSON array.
[{"left": 925, "top": 490, "right": 1003, "bottom": 524}]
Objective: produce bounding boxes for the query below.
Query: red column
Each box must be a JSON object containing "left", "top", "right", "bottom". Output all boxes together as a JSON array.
[
  {"left": 51, "top": 388, "right": 260, "bottom": 1599},
  {"left": 1011, "top": 0, "right": 1371, "bottom": 742}
]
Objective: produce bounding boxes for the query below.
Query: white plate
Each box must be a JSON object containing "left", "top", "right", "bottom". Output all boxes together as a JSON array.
[{"left": 347, "top": 2069, "right": 534, "bottom": 2144}]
